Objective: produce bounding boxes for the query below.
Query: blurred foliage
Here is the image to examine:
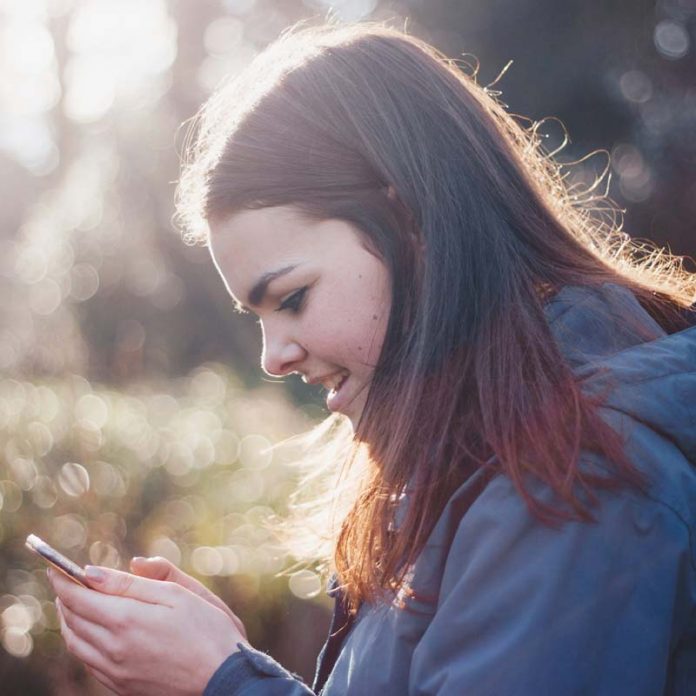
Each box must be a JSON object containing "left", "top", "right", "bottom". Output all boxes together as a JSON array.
[
  {"left": 0, "top": 365, "right": 330, "bottom": 690},
  {"left": 0, "top": 0, "right": 694, "bottom": 692}
]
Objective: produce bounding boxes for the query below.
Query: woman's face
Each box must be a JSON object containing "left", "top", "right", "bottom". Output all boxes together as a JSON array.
[{"left": 208, "top": 205, "right": 391, "bottom": 428}]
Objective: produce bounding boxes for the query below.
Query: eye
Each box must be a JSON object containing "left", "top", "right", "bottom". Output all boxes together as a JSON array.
[{"left": 276, "top": 287, "right": 308, "bottom": 313}]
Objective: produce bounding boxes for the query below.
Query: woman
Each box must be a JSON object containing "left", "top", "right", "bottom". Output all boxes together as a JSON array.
[{"left": 49, "top": 22, "right": 696, "bottom": 695}]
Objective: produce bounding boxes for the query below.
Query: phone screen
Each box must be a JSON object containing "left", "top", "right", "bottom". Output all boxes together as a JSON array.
[{"left": 25, "top": 534, "right": 89, "bottom": 587}]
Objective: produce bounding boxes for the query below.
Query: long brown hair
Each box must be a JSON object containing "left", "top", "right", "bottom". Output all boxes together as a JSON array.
[{"left": 176, "top": 21, "right": 696, "bottom": 612}]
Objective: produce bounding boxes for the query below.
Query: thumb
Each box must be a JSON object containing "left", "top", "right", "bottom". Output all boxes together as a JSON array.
[
  {"left": 130, "top": 556, "right": 209, "bottom": 600},
  {"left": 129, "top": 556, "right": 180, "bottom": 582}
]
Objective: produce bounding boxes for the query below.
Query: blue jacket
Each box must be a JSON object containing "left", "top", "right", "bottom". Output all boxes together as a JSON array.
[{"left": 204, "top": 283, "right": 696, "bottom": 695}]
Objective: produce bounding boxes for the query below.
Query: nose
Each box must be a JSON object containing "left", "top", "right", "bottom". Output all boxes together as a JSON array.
[{"left": 260, "top": 326, "right": 307, "bottom": 377}]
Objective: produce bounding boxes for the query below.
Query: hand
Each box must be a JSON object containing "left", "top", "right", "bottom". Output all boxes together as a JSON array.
[
  {"left": 48, "top": 565, "right": 248, "bottom": 696},
  {"left": 129, "top": 556, "right": 247, "bottom": 640}
]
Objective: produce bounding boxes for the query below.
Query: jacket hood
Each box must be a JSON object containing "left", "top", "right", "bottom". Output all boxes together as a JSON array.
[{"left": 546, "top": 283, "right": 696, "bottom": 463}]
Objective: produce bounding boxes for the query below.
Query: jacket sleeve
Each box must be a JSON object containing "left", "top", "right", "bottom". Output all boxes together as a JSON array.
[
  {"left": 408, "top": 463, "right": 695, "bottom": 695},
  {"left": 203, "top": 644, "right": 316, "bottom": 696}
]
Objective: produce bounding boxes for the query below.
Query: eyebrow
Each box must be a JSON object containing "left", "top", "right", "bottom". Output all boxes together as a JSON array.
[{"left": 236, "top": 264, "right": 300, "bottom": 313}]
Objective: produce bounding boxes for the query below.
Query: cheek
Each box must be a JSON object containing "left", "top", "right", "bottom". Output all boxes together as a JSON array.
[
  {"left": 340, "top": 299, "right": 390, "bottom": 369},
  {"left": 361, "top": 309, "right": 390, "bottom": 367},
  {"left": 313, "top": 259, "right": 391, "bottom": 368},
  {"left": 353, "top": 276, "right": 391, "bottom": 365},
  {"left": 306, "top": 296, "right": 380, "bottom": 367}
]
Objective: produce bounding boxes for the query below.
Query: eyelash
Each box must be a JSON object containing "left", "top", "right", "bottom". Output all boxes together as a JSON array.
[{"left": 276, "top": 287, "right": 308, "bottom": 313}]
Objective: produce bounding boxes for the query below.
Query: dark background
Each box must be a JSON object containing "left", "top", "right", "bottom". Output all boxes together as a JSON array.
[{"left": 0, "top": 0, "right": 693, "bottom": 693}]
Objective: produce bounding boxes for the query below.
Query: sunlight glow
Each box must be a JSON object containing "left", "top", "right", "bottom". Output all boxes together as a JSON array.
[
  {"left": 302, "top": 0, "right": 378, "bottom": 22},
  {"left": 63, "top": 0, "right": 176, "bottom": 122}
]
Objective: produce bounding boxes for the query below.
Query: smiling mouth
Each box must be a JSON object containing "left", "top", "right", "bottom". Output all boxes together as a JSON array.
[
  {"left": 326, "top": 372, "right": 350, "bottom": 412},
  {"left": 328, "top": 373, "right": 349, "bottom": 396}
]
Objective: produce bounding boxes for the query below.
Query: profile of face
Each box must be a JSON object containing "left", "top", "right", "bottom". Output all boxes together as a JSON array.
[{"left": 208, "top": 206, "right": 392, "bottom": 428}]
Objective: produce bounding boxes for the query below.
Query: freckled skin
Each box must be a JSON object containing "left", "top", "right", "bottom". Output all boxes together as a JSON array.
[{"left": 208, "top": 206, "right": 392, "bottom": 429}]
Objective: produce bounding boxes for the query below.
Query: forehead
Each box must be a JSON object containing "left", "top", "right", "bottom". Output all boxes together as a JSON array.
[
  {"left": 209, "top": 206, "right": 315, "bottom": 269},
  {"left": 207, "top": 205, "right": 374, "bottom": 299},
  {"left": 208, "top": 206, "right": 317, "bottom": 295}
]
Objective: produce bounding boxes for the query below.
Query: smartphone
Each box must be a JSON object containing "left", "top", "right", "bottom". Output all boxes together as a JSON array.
[{"left": 25, "top": 534, "right": 90, "bottom": 588}]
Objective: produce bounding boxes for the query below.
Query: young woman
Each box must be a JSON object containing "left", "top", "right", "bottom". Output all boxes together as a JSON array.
[{"left": 49, "top": 22, "right": 696, "bottom": 695}]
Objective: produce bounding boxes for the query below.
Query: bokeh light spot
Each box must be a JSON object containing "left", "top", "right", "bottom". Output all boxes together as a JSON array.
[
  {"left": 147, "top": 537, "right": 181, "bottom": 566},
  {"left": 9, "top": 457, "right": 38, "bottom": 491},
  {"left": 31, "top": 476, "right": 58, "bottom": 509},
  {"left": 26, "top": 421, "right": 54, "bottom": 456},
  {"left": 0, "top": 481, "right": 23, "bottom": 512},
  {"left": 69, "top": 263, "right": 100, "bottom": 302},
  {"left": 88, "top": 541, "right": 121, "bottom": 568},
  {"left": 654, "top": 20, "right": 690, "bottom": 59},
  {"left": 14, "top": 246, "right": 48, "bottom": 284},
  {"left": 2, "top": 627, "right": 33, "bottom": 657},
  {"left": 189, "top": 367, "right": 227, "bottom": 407},
  {"left": 75, "top": 393, "right": 109, "bottom": 429},
  {"left": 612, "top": 143, "right": 653, "bottom": 202},
  {"left": 191, "top": 546, "right": 224, "bottom": 576},
  {"left": 288, "top": 569, "right": 322, "bottom": 599},
  {"left": 218, "top": 546, "right": 240, "bottom": 575},
  {"left": 227, "top": 468, "right": 264, "bottom": 504},
  {"left": 92, "top": 461, "right": 127, "bottom": 497},
  {"left": 54, "top": 514, "right": 87, "bottom": 549},
  {"left": 2, "top": 602, "right": 34, "bottom": 633},
  {"left": 215, "top": 429, "right": 241, "bottom": 466},
  {"left": 204, "top": 17, "right": 244, "bottom": 55},
  {"left": 239, "top": 434, "right": 272, "bottom": 470},
  {"left": 619, "top": 70, "right": 652, "bottom": 103},
  {"left": 29, "top": 279, "right": 62, "bottom": 316},
  {"left": 58, "top": 462, "right": 90, "bottom": 496}
]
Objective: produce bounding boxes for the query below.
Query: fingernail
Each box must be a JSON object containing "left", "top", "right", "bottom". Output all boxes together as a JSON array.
[
  {"left": 132, "top": 556, "right": 146, "bottom": 563},
  {"left": 85, "top": 566, "right": 105, "bottom": 583}
]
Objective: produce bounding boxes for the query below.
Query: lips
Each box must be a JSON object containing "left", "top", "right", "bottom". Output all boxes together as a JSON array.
[{"left": 303, "top": 370, "right": 353, "bottom": 413}]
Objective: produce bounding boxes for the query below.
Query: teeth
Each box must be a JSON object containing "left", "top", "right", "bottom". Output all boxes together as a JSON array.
[{"left": 325, "top": 372, "right": 347, "bottom": 391}]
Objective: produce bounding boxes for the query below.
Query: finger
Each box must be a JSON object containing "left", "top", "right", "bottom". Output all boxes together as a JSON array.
[
  {"left": 58, "top": 597, "right": 113, "bottom": 653},
  {"left": 50, "top": 567, "right": 106, "bottom": 617},
  {"left": 129, "top": 555, "right": 168, "bottom": 580},
  {"left": 82, "top": 565, "right": 176, "bottom": 605},
  {"left": 51, "top": 568, "right": 163, "bottom": 630},
  {"left": 131, "top": 557, "right": 248, "bottom": 638},
  {"left": 129, "top": 555, "right": 178, "bottom": 581},
  {"left": 86, "top": 664, "right": 120, "bottom": 695},
  {"left": 130, "top": 556, "right": 231, "bottom": 616},
  {"left": 56, "top": 598, "right": 115, "bottom": 681},
  {"left": 50, "top": 567, "right": 120, "bottom": 625}
]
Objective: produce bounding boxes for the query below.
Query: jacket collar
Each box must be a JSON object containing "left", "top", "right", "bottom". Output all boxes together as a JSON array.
[
  {"left": 547, "top": 283, "right": 696, "bottom": 463},
  {"left": 544, "top": 283, "right": 665, "bottom": 368}
]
